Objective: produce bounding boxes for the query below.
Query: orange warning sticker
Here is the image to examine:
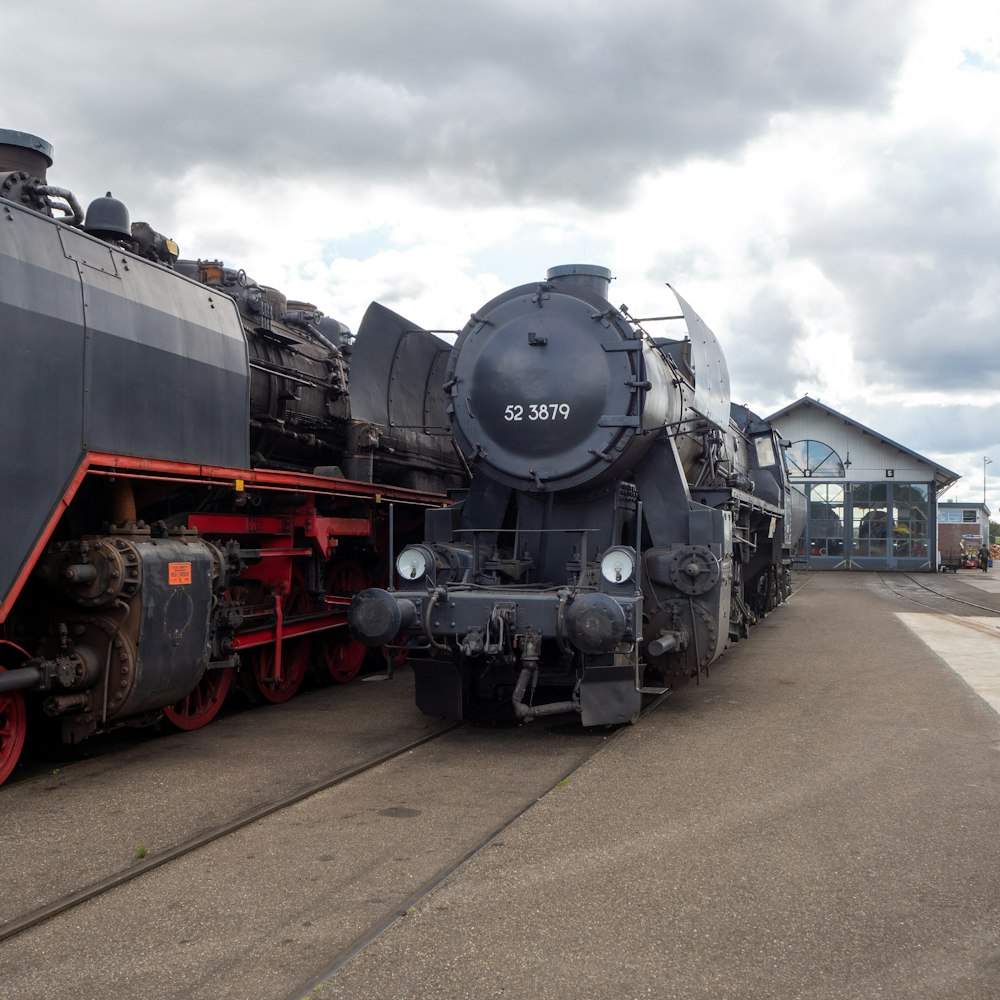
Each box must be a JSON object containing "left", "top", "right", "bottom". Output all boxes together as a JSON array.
[{"left": 168, "top": 562, "right": 192, "bottom": 586}]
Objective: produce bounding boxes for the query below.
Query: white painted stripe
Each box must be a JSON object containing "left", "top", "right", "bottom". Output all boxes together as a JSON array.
[
  {"left": 896, "top": 613, "right": 1000, "bottom": 717},
  {"left": 952, "top": 576, "right": 1000, "bottom": 594}
]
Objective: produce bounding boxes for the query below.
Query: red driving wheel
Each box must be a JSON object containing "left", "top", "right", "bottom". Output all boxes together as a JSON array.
[
  {"left": 162, "top": 665, "right": 235, "bottom": 731},
  {"left": 284, "top": 567, "right": 316, "bottom": 617},
  {"left": 249, "top": 640, "right": 309, "bottom": 704},
  {"left": 0, "top": 667, "right": 28, "bottom": 786},
  {"left": 321, "top": 559, "right": 373, "bottom": 682},
  {"left": 387, "top": 636, "right": 411, "bottom": 668},
  {"left": 326, "top": 560, "right": 370, "bottom": 600},
  {"left": 322, "top": 630, "right": 367, "bottom": 683}
]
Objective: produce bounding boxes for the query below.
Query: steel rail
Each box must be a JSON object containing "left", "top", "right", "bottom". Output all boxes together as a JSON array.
[
  {"left": 0, "top": 721, "right": 460, "bottom": 944},
  {"left": 292, "top": 690, "right": 675, "bottom": 998},
  {"left": 877, "top": 572, "right": 1000, "bottom": 616}
]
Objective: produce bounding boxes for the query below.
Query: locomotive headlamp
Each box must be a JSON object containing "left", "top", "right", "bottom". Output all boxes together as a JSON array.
[
  {"left": 396, "top": 546, "right": 429, "bottom": 582},
  {"left": 600, "top": 547, "right": 636, "bottom": 585}
]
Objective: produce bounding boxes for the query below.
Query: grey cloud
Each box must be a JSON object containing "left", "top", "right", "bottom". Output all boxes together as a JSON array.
[
  {"left": 847, "top": 401, "right": 1000, "bottom": 459},
  {"left": 791, "top": 134, "right": 1000, "bottom": 390},
  {"left": 7, "top": 0, "right": 917, "bottom": 211},
  {"left": 640, "top": 251, "right": 817, "bottom": 407},
  {"left": 724, "top": 288, "right": 821, "bottom": 406}
]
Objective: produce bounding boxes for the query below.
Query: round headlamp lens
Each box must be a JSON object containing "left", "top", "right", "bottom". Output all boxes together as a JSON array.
[
  {"left": 396, "top": 547, "right": 428, "bottom": 581},
  {"left": 600, "top": 547, "right": 635, "bottom": 584}
]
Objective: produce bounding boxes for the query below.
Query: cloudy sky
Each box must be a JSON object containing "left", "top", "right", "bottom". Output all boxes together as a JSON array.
[{"left": 7, "top": 0, "right": 1000, "bottom": 510}]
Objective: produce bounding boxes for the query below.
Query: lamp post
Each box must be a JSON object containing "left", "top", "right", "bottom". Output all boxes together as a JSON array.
[{"left": 985, "top": 456, "right": 993, "bottom": 506}]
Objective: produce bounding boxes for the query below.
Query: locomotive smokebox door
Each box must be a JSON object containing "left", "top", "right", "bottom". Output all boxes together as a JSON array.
[
  {"left": 123, "top": 539, "right": 215, "bottom": 716},
  {"left": 448, "top": 275, "right": 662, "bottom": 493}
]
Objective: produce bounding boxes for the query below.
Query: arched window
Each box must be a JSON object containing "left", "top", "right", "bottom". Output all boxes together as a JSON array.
[{"left": 786, "top": 439, "right": 845, "bottom": 478}]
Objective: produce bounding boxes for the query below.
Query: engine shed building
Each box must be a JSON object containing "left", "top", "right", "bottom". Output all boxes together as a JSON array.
[{"left": 766, "top": 397, "right": 960, "bottom": 572}]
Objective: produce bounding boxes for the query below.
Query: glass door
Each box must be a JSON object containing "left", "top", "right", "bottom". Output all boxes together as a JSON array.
[
  {"left": 848, "top": 483, "right": 931, "bottom": 570},
  {"left": 850, "top": 484, "right": 890, "bottom": 568},
  {"left": 805, "top": 483, "right": 846, "bottom": 568},
  {"left": 890, "top": 484, "right": 931, "bottom": 570}
]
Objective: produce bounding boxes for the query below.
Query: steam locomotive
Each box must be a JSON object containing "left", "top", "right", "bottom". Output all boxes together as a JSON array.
[
  {"left": 350, "top": 265, "right": 806, "bottom": 724},
  {"left": 0, "top": 129, "right": 464, "bottom": 785}
]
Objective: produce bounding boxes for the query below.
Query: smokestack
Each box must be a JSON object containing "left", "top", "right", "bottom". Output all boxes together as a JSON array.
[
  {"left": 546, "top": 264, "right": 613, "bottom": 300},
  {"left": 0, "top": 129, "right": 53, "bottom": 181}
]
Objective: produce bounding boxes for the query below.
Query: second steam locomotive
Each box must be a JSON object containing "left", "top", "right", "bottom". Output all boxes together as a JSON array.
[
  {"left": 351, "top": 265, "right": 805, "bottom": 724},
  {"left": 0, "top": 129, "right": 463, "bottom": 785}
]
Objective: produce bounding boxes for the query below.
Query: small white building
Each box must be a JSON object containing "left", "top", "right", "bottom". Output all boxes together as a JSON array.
[
  {"left": 767, "top": 397, "right": 959, "bottom": 571},
  {"left": 937, "top": 502, "right": 991, "bottom": 563}
]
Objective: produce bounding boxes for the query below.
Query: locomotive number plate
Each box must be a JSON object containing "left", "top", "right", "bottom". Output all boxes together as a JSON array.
[
  {"left": 503, "top": 403, "right": 571, "bottom": 421},
  {"left": 168, "top": 562, "right": 193, "bottom": 586}
]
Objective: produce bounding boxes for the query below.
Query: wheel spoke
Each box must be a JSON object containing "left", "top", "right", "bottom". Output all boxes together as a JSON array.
[
  {"left": 320, "top": 560, "right": 376, "bottom": 682},
  {"left": 387, "top": 635, "right": 411, "bottom": 669},
  {"left": 251, "top": 640, "right": 308, "bottom": 703},
  {"left": 323, "top": 631, "right": 367, "bottom": 683},
  {"left": 162, "top": 666, "right": 235, "bottom": 731}
]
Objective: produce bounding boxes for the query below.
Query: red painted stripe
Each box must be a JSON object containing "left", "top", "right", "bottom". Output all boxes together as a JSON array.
[{"left": 1, "top": 451, "right": 449, "bottom": 623}]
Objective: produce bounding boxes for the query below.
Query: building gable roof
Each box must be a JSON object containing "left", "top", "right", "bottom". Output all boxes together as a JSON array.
[{"left": 765, "top": 396, "right": 960, "bottom": 492}]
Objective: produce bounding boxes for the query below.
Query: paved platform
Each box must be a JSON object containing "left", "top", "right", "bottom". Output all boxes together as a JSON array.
[
  {"left": 960, "top": 579, "right": 1000, "bottom": 594},
  {"left": 318, "top": 571, "right": 1000, "bottom": 1000}
]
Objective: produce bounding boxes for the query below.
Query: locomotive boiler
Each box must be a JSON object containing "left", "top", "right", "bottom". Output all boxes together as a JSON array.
[
  {"left": 350, "top": 265, "right": 804, "bottom": 724},
  {"left": 0, "top": 129, "right": 463, "bottom": 784}
]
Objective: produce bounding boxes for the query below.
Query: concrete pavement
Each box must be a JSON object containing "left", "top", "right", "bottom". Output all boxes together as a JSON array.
[{"left": 317, "top": 572, "right": 1000, "bottom": 1000}]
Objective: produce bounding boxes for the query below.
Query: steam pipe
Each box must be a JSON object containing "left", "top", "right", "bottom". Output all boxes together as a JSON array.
[
  {"left": 36, "top": 185, "right": 84, "bottom": 225},
  {"left": 511, "top": 666, "right": 578, "bottom": 719},
  {"left": 511, "top": 630, "right": 579, "bottom": 720},
  {"left": 0, "top": 665, "right": 43, "bottom": 692}
]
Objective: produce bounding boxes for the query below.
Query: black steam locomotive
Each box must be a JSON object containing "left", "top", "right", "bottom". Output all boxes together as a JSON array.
[
  {"left": 0, "top": 129, "right": 463, "bottom": 785},
  {"left": 350, "top": 265, "right": 805, "bottom": 725}
]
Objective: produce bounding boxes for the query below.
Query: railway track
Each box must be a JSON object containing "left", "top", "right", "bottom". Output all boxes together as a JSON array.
[
  {"left": 0, "top": 721, "right": 459, "bottom": 946},
  {"left": 294, "top": 689, "right": 671, "bottom": 997},
  {"left": 0, "top": 675, "right": 626, "bottom": 999},
  {"left": 291, "top": 587, "right": 803, "bottom": 994},
  {"left": 879, "top": 573, "right": 1000, "bottom": 656},
  {"left": 876, "top": 571, "right": 1000, "bottom": 618},
  {"left": 0, "top": 691, "right": 669, "bottom": 991}
]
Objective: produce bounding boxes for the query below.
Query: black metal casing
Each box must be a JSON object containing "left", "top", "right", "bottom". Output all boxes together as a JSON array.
[
  {"left": 0, "top": 197, "right": 250, "bottom": 610},
  {"left": 0, "top": 129, "right": 470, "bottom": 776}
]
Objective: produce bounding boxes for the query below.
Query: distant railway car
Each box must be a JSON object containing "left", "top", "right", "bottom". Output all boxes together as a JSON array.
[
  {"left": 0, "top": 129, "right": 464, "bottom": 784},
  {"left": 350, "top": 265, "right": 805, "bottom": 724}
]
